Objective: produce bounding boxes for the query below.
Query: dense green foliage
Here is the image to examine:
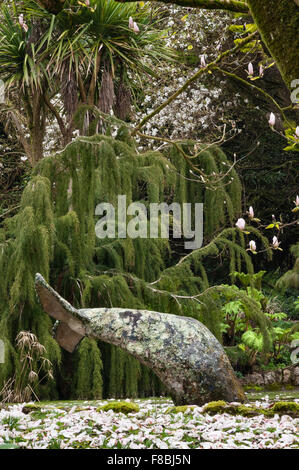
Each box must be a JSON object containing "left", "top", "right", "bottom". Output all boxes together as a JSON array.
[
  {"left": 0, "top": 127, "right": 273, "bottom": 399},
  {"left": 0, "top": 0, "right": 298, "bottom": 403}
]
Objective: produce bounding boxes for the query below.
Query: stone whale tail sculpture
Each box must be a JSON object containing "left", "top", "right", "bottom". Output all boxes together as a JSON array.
[{"left": 35, "top": 273, "right": 245, "bottom": 406}]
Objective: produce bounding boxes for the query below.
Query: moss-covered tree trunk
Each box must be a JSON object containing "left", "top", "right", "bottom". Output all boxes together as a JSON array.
[{"left": 247, "top": 0, "right": 299, "bottom": 89}]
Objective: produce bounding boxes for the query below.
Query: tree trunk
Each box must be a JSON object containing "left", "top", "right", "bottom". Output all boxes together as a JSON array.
[
  {"left": 37, "top": 0, "right": 65, "bottom": 14},
  {"left": 30, "top": 92, "right": 46, "bottom": 165},
  {"left": 247, "top": 0, "right": 299, "bottom": 89}
]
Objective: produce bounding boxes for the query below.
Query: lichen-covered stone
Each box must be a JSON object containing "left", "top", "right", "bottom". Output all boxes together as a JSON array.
[
  {"left": 247, "top": 373, "right": 264, "bottom": 387},
  {"left": 274, "top": 369, "right": 282, "bottom": 384},
  {"left": 293, "top": 367, "right": 299, "bottom": 386},
  {"left": 96, "top": 401, "right": 139, "bottom": 414},
  {"left": 35, "top": 273, "right": 245, "bottom": 406},
  {"left": 283, "top": 369, "right": 291, "bottom": 384},
  {"left": 264, "top": 371, "right": 276, "bottom": 386}
]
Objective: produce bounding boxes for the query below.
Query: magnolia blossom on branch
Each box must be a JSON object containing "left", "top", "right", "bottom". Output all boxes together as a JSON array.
[
  {"left": 272, "top": 236, "right": 280, "bottom": 250},
  {"left": 235, "top": 218, "right": 245, "bottom": 230},
  {"left": 248, "top": 62, "right": 253, "bottom": 77},
  {"left": 268, "top": 112, "right": 276, "bottom": 127},
  {"left": 249, "top": 240, "right": 257, "bottom": 253},
  {"left": 248, "top": 206, "right": 254, "bottom": 219},
  {"left": 18, "top": 13, "right": 28, "bottom": 32}
]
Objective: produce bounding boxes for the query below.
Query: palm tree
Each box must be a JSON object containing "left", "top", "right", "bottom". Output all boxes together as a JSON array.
[{"left": 0, "top": 0, "right": 176, "bottom": 164}]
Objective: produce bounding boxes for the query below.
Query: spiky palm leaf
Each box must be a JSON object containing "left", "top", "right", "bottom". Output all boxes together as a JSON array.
[
  {"left": 0, "top": 0, "right": 177, "bottom": 161},
  {"left": 22, "top": 0, "right": 176, "bottom": 94}
]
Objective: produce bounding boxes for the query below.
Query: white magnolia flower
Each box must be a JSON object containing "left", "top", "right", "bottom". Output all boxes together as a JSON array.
[
  {"left": 248, "top": 62, "right": 254, "bottom": 76},
  {"left": 268, "top": 112, "right": 276, "bottom": 127},
  {"left": 272, "top": 236, "right": 280, "bottom": 249},
  {"left": 248, "top": 206, "right": 254, "bottom": 219},
  {"left": 19, "top": 14, "right": 28, "bottom": 32},
  {"left": 200, "top": 55, "right": 206, "bottom": 67},
  {"left": 128, "top": 17, "right": 134, "bottom": 29},
  {"left": 235, "top": 218, "right": 245, "bottom": 230},
  {"left": 249, "top": 240, "right": 256, "bottom": 252}
]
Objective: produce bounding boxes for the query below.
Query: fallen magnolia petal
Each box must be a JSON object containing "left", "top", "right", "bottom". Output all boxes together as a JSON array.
[{"left": 0, "top": 399, "right": 298, "bottom": 449}]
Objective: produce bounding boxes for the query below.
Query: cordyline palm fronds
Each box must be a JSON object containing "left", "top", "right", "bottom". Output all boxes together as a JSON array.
[
  {"left": 45, "top": 0, "right": 176, "bottom": 114},
  {"left": 0, "top": 0, "right": 177, "bottom": 163}
]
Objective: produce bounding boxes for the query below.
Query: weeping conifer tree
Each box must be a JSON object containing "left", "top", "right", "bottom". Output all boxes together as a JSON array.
[
  {"left": 0, "top": 127, "right": 272, "bottom": 400},
  {"left": 276, "top": 243, "right": 299, "bottom": 291}
]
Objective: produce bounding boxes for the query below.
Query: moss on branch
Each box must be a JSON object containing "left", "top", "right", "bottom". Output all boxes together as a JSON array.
[
  {"left": 247, "top": 0, "right": 299, "bottom": 89},
  {"left": 116, "top": 0, "right": 249, "bottom": 13}
]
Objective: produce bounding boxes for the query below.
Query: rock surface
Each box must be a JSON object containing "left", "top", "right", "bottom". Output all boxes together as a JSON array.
[
  {"left": 35, "top": 273, "right": 245, "bottom": 406},
  {"left": 240, "top": 365, "right": 299, "bottom": 387}
]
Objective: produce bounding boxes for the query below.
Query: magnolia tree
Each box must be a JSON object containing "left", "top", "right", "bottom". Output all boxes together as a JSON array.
[
  {"left": 36, "top": 0, "right": 299, "bottom": 89},
  {"left": 117, "top": 0, "right": 299, "bottom": 90},
  {"left": 117, "top": 0, "right": 299, "bottom": 152},
  {"left": 235, "top": 197, "right": 299, "bottom": 257}
]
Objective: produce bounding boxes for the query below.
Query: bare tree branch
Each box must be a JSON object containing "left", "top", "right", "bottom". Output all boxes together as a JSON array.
[
  {"left": 116, "top": 0, "right": 249, "bottom": 13},
  {"left": 132, "top": 31, "right": 258, "bottom": 135}
]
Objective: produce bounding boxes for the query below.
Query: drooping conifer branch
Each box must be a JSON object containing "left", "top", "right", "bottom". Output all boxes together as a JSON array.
[{"left": 1, "top": 132, "right": 264, "bottom": 398}]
